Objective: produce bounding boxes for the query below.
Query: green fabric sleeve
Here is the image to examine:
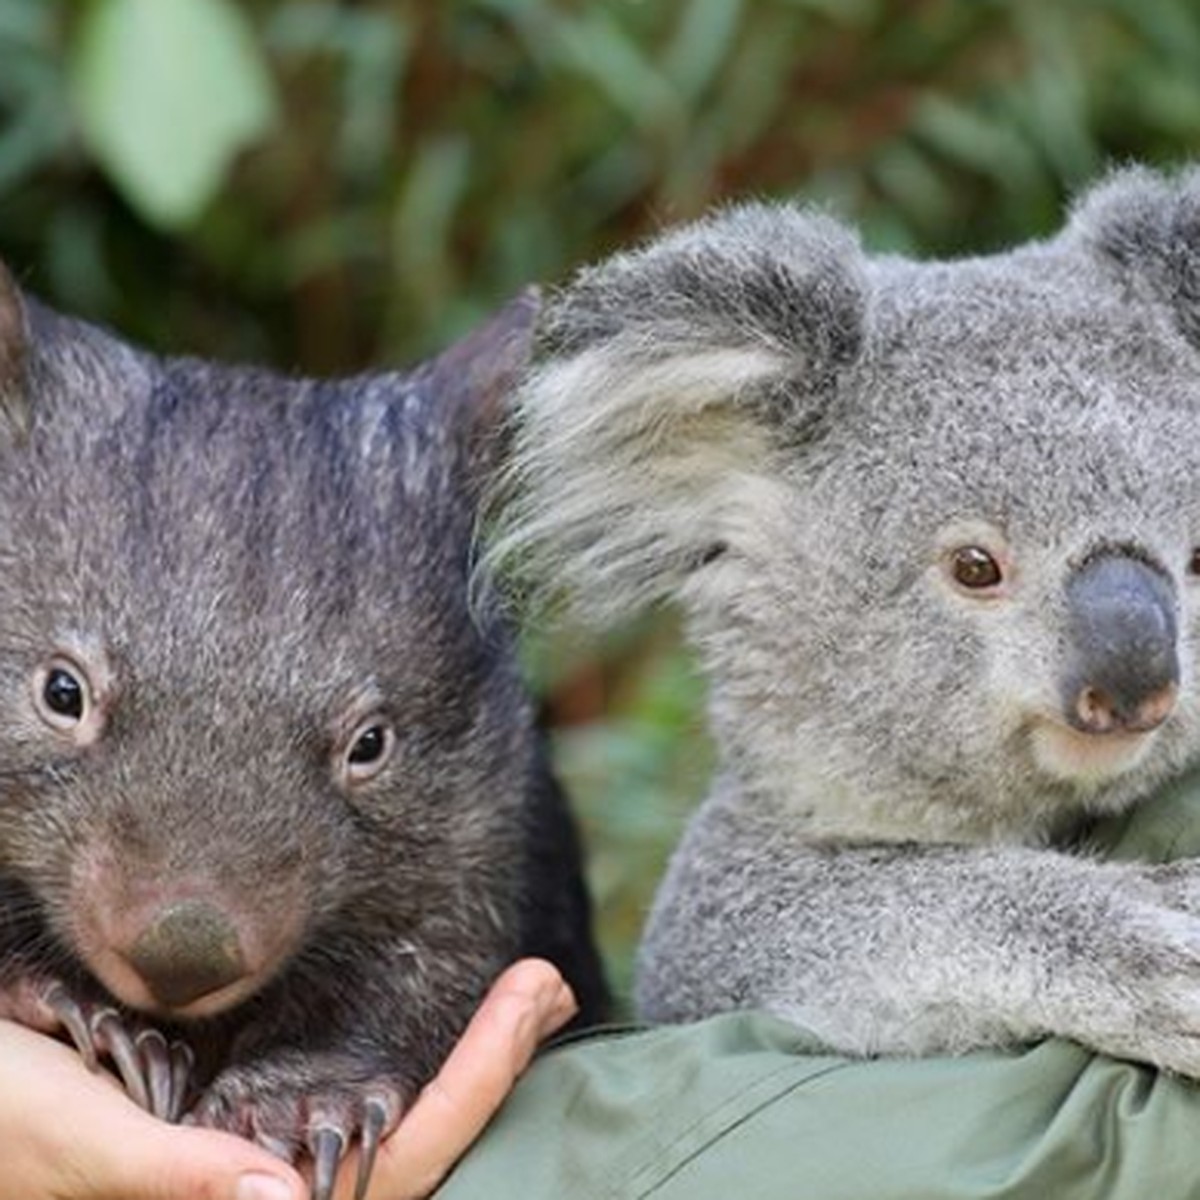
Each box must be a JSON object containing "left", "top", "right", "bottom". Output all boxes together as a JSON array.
[{"left": 436, "top": 771, "right": 1200, "bottom": 1200}]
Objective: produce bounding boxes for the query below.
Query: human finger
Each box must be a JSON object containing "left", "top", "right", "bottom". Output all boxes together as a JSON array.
[{"left": 334, "top": 959, "right": 577, "bottom": 1200}]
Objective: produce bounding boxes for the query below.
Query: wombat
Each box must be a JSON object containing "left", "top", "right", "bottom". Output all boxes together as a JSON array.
[
  {"left": 493, "top": 164, "right": 1200, "bottom": 1076},
  {"left": 0, "top": 269, "right": 606, "bottom": 1199}
]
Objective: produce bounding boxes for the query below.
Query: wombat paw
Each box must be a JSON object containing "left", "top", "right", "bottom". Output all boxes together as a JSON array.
[
  {"left": 0, "top": 975, "right": 192, "bottom": 1119},
  {"left": 187, "top": 1055, "right": 405, "bottom": 1200}
]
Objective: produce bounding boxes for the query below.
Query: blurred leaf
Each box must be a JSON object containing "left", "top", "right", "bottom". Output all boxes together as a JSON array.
[
  {"left": 0, "top": 56, "right": 72, "bottom": 192},
  {"left": 0, "top": 2, "right": 70, "bottom": 193},
  {"left": 536, "top": 8, "right": 682, "bottom": 132},
  {"left": 871, "top": 141, "right": 956, "bottom": 229},
  {"left": 1015, "top": 67, "right": 1097, "bottom": 184},
  {"left": 44, "top": 202, "right": 116, "bottom": 314},
  {"left": 708, "top": 9, "right": 806, "bottom": 161},
  {"left": 911, "top": 93, "right": 1041, "bottom": 190},
  {"left": 1006, "top": 5, "right": 1098, "bottom": 184},
  {"left": 1106, "top": 0, "right": 1200, "bottom": 70},
  {"left": 69, "top": 0, "right": 277, "bottom": 228},
  {"left": 0, "top": 0, "right": 53, "bottom": 44},
  {"left": 1125, "top": 72, "right": 1200, "bottom": 139},
  {"left": 265, "top": 3, "right": 411, "bottom": 183},
  {"left": 386, "top": 133, "right": 472, "bottom": 346},
  {"left": 778, "top": 0, "right": 878, "bottom": 21},
  {"left": 663, "top": 0, "right": 744, "bottom": 101}
]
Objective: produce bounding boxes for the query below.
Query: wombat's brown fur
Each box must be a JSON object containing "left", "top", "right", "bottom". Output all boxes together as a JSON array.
[{"left": 0, "top": 271, "right": 605, "bottom": 1196}]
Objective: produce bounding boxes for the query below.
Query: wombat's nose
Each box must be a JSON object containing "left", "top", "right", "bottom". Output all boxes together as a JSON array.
[
  {"left": 128, "top": 900, "right": 246, "bottom": 1008},
  {"left": 1063, "top": 552, "right": 1179, "bottom": 735}
]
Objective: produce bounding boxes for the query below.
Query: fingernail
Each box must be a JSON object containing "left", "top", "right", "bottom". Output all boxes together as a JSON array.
[{"left": 236, "top": 1173, "right": 296, "bottom": 1200}]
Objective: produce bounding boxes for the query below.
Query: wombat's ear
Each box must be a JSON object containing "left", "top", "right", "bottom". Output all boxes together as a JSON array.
[
  {"left": 425, "top": 287, "right": 540, "bottom": 498},
  {"left": 1070, "top": 165, "right": 1200, "bottom": 347},
  {"left": 0, "top": 261, "right": 31, "bottom": 440},
  {"left": 489, "top": 204, "right": 869, "bottom": 621}
]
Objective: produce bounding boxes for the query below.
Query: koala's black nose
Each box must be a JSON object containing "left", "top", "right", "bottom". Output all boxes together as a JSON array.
[
  {"left": 1063, "top": 552, "right": 1179, "bottom": 735},
  {"left": 128, "top": 900, "right": 246, "bottom": 1008}
]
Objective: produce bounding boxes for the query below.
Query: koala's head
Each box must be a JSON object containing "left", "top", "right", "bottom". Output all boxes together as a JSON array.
[
  {"left": 0, "top": 274, "right": 537, "bottom": 1017},
  {"left": 495, "top": 166, "right": 1200, "bottom": 845}
]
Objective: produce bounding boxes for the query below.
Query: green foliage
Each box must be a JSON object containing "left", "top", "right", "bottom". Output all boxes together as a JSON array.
[
  {"left": 2, "top": 0, "right": 1200, "bottom": 1001},
  {"left": 525, "top": 617, "right": 713, "bottom": 1006},
  {"left": 72, "top": 0, "right": 277, "bottom": 229}
]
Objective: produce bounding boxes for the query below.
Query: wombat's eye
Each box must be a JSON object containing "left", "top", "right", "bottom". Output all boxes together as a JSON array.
[
  {"left": 342, "top": 720, "right": 394, "bottom": 785},
  {"left": 44, "top": 669, "right": 83, "bottom": 718},
  {"left": 949, "top": 546, "right": 1004, "bottom": 591},
  {"left": 32, "top": 659, "right": 94, "bottom": 734}
]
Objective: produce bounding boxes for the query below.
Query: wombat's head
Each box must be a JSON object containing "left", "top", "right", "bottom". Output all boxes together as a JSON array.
[
  {"left": 494, "top": 166, "right": 1200, "bottom": 844},
  {"left": 0, "top": 273, "right": 537, "bottom": 1018}
]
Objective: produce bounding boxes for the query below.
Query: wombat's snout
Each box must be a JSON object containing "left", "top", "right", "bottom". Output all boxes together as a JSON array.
[
  {"left": 1063, "top": 552, "right": 1180, "bottom": 735},
  {"left": 70, "top": 845, "right": 308, "bottom": 1018},
  {"left": 128, "top": 900, "right": 247, "bottom": 1009}
]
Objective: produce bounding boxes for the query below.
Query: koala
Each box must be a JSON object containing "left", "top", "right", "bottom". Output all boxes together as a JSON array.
[
  {"left": 492, "top": 164, "right": 1200, "bottom": 1076},
  {"left": 0, "top": 271, "right": 606, "bottom": 1199}
]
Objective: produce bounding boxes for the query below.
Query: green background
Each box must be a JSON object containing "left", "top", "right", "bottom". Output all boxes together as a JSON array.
[{"left": 3, "top": 0, "right": 1200, "bottom": 1006}]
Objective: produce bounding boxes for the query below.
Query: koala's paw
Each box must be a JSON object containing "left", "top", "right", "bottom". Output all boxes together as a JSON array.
[
  {"left": 187, "top": 1053, "right": 405, "bottom": 1200},
  {"left": 1081, "top": 905, "right": 1200, "bottom": 1077},
  {"left": 0, "top": 973, "right": 192, "bottom": 1119},
  {"left": 1145, "top": 860, "right": 1200, "bottom": 917}
]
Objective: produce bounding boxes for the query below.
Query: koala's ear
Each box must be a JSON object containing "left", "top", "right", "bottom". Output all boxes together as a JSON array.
[
  {"left": 489, "top": 204, "right": 869, "bottom": 620},
  {"left": 1070, "top": 165, "right": 1200, "bottom": 347},
  {"left": 425, "top": 287, "right": 540, "bottom": 497},
  {"left": 0, "top": 261, "right": 31, "bottom": 440}
]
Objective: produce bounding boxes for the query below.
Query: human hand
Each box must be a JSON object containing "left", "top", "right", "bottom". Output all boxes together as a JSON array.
[
  {"left": 0, "top": 1014, "right": 305, "bottom": 1200},
  {"left": 0, "top": 958, "right": 576, "bottom": 1200},
  {"left": 327, "top": 958, "right": 578, "bottom": 1200}
]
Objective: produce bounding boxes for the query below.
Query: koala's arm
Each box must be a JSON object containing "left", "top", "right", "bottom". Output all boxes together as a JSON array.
[{"left": 636, "top": 788, "right": 1200, "bottom": 1075}]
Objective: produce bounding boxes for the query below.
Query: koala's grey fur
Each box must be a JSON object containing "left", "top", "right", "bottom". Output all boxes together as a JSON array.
[
  {"left": 0, "top": 275, "right": 606, "bottom": 1172},
  {"left": 492, "top": 164, "right": 1200, "bottom": 1074}
]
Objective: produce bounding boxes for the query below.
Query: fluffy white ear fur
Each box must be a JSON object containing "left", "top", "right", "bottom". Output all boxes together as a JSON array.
[
  {"left": 491, "top": 339, "right": 791, "bottom": 621},
  {"left": 488, "top": 202, "right": 869, "bottom": 622}
]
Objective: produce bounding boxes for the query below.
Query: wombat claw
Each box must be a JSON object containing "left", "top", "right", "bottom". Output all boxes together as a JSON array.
[
  {"left": 137, "top": 1026, "right": 194, "bottom": 1121},
  {"left": 308, "top": 1091, "right": 400, "bottom": 1200},
  {"left": 357, "top": 1096, "right": 392, "bottom": 1200},
  {"left": 42, "top": 982, "right": 193, "bottom": 1120},
  {"left": 309, "top": 1127, "right": 344, "bottom": 1200},
  {"left": 188, "top": 1070, "right": 402, "bottom": 1200}
]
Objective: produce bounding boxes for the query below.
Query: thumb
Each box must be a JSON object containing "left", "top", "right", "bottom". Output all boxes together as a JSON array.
[
  {"left": 0, "top": 1020, "right": 304, "bottom": 1200},
  {"left": 95, "top": 1121, "right": 307, "bottom": 1200}
]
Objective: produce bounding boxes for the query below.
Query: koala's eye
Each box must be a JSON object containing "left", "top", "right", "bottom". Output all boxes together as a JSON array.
[
  {"left": 342, "top": 720, "right": 394, "bottom": 785},
  {"left": 949, "top": 546, "right": 1004, "bottom": 591},
  {"left": 1189, "top": 548, "right": 1200, "bottom": 577},
  {"left": 32, "top": 659, "right": 94, "bottom": 735}
]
